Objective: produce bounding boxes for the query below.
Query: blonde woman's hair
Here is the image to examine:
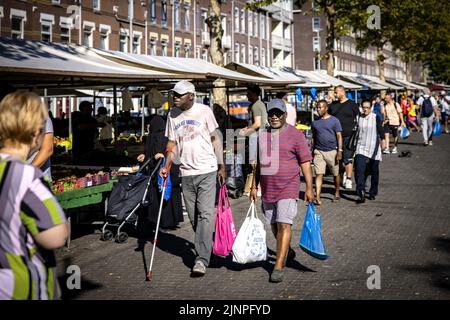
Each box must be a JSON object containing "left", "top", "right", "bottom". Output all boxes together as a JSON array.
[{"left": 0, "top": 91, "right": 48, "bottom": 147}]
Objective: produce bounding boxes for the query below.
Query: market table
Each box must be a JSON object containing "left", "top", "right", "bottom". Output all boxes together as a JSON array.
[{"left": 56, "top": 180, "right": 116, "bottom": 248}]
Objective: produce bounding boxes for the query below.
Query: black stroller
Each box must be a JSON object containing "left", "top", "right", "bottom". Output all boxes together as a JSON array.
[
  {"left": 101, "top": 158, "right": 162, "bottom": 243},
  {"left": 225, "top": 151, "right": 245, "bottom": 199}
]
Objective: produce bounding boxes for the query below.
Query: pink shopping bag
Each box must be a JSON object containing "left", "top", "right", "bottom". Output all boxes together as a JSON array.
[{"left": 213, "top": 185, "right": 238, "bottom": 257}]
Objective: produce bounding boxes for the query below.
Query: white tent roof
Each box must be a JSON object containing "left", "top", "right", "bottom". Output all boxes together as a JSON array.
[
  {"left": 303, "top": 70, "right": 363, "bottom": 90},
  {"left": 365, "top": 75, "right": 404, "bottom": 90},
  {"left": 335, "top": 72, "right": 389, "bottom": 90},
  {"left": 0, "top": 38, "right": 180, "bottom": 86},
  {"left": 95, "top": 49, "right": 276, "bottom": 85}
]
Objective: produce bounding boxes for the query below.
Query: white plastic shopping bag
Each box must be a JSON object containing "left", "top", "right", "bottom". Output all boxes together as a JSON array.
[{"left": 232, "top": 201, "right": 267, "bottom": 264}]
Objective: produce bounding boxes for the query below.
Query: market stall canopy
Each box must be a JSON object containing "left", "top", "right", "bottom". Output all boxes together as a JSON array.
[
  {"left": 281, "top": 68, "right": 330, "bottom": 89},
  {"left": 224, "top": 62, "right": 307, "bottom": 87},
  {"left": 386, "top": 78, "right": 415, "bottom": 90},
  {"left": 0, "top": 37, "right": 183, "bottom": 88},
  {"left": 335, "top": 72, "right": 389, "bottom": 90},
  {"left": 364, "top": 75, "right": 404, "bottom": 90},
  {"left": 429, "top": 83, "right": 450, "bottom": 92},
  {"left": 94, "top": 49, "right": 277, "bottom": 87},
  {"left": 300, "top": 70, "right": 363, "bottom": 90}
]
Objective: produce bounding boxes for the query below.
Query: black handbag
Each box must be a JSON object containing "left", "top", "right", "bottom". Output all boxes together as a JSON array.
[{"left": 346, "top": 117, "right": 360, "bottom": 152}]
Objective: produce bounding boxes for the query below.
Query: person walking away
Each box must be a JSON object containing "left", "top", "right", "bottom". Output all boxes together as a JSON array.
[
  {"left": 311, "top": 100, "right": 343, "bottom": 205},
  {"left": 439, "top": 91, "right": 450, "bottom": 134},
  {"left": 354, "top": 100, "right": 384, "bottom": 203},
  {"left": 372, "top": 96, "right": 386, "bottom": 150},
  {"left": 328, "top": 85, "right": 359, "bottom": 190},
  {"left": 27, "top": 116, "right": 54, "bottom": 181},
  {"left": 250, "top": 99, "right": 314, "bottom": 283},
  {"left": 417, "top": 90, "right": 439, "bottom": 146},
  {"left": 136, "top": 115, "right": 183, "bottom": 250},
  {"left": 95, "top": 106, "right": 114, "bottom": 148},
  {"left": 160, "top": 81, "right": 226, "bottom": 277},
  {"left": 72, "top": 101, "right": 98, "bottom": 160},
  {"left": 0, "top": 91, "right": 69, "bottom": 299},
  {"left": 383, "top": 93, "right": 405, "bottom": 154}
]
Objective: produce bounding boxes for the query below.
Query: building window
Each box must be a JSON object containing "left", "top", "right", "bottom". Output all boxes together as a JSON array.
[
  {"left": 221, "top": 15, "right": 227, "bottom": 36},
  {"left": 241, "top": 44, "right": 246, "bottom": 63},
  {"left": 261, "top": 47, "right": 265, "bottom": 67},
  {"left": 202, "top": 49, "right": 209, "bottom": 61},
  {"left": 93, "top": 0, "right": 100, "bottom": 12},
  {"left": 184, "top": 5, "right": 190, "bottom": 31},
  {"left": 253, "top": 12, "right": 258, "bottom": 37},
  {"left": 184, "top": 43, "right": 190, "bottom": 58},
  {"left": 234, "top": 7, "right": 239, "bottom": 33},
  {"left": 174, "top": 41, "right": 180, "bottom": 57},
  {"left": 161, "top": 40, "right": 168, "bottom": 56},
  {"left": 240, "top": 9, "right": 245, "bottom": 33},
  {"left": 150, "top": 0, "right": 156, "bottom": 24},
  {"left": 132, "top": 33, "right": 141, "bottom": 54},
  {"left": 254, "top": 46, "right": 259, "bottom": 65},
  {"left": 260, "top": 15, "right": 265, "bottom": 39},
  {"left": 314, "top": 56, "right": 321, "bottom": 70},
  {"left": 11, "top": 15, "right": 25, "bottom": 39},
  {"left": 99, "top": 25, "right": 110, "bottom": 50},
  {"left": 195, "top": 46, "right": 201, "bottom": 58},
  {"left": 149, "top": 37, "right": 157, "bottom": 55},
  {"left": 234, "top": 43, "right": 240, "bottom": 62},
  {"left": 248, "top": 11, "right": 252, "bottom": 36},
  {"left": 201, "top": 10, "right": 207, "bottom": 32},
  {"left": 248, "top": 45, "right": 253, "bottom": 64},
  {"left": 175, "top": 1, "right": 180, "bottom": 30},
  {"left": 83, "top": 22, "right": 95, "bottom": 47},
  {"left": 41, "top": 19, "right": 52, "bottom": 42},
  {"left": 120, "top": 31, "right": 128, "bottom": 52},
  {"left": 60, "top": 26, "right": 70, "bottom": 43},
  {"left": 162, "top": 0, "right": 168, "bottom": 28},
  {"left": 313, "top": 37, "right": 320, "bottom": 52},
  {"left": 312, "top": 17, "right": 320, "bottom": 32}
]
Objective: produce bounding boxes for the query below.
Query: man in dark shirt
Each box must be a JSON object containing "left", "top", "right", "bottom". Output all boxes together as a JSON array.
[
  {"left": 72, "top": 101, "right": 98, "bottom": 160},
  {"left": 328, "top": 85, "right": 360, "bottom": 190}
]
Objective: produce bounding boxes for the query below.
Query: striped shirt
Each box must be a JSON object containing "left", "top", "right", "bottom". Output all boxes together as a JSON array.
[
  {"left": 0, "top": 154, "right": 66, "bottom": 300},
  {"left": 355, "top": 114, "right": 383, "bottom": 161},
  {"left": 258, "top": 125, "right": 312, "bottom": 203}
]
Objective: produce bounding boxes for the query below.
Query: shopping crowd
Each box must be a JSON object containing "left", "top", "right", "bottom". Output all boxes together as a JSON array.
[{"left": 0, "top": 81, "right": 447, "bottom": 300}]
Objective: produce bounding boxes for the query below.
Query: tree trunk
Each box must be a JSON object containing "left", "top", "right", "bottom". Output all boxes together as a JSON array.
[
  {"left": 207, "top": 0, "right": 227, "bottom": 111},
  {"left": 325, "top": 3, "right": 335, "bottom": 76},
  {"left": 376, "top": 46, "right": 386, "bottom": 97}
]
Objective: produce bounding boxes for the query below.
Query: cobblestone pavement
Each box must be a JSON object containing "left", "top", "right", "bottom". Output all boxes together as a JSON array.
[{"left": 56, "top": 131, "right": 450, "bottom": 300}]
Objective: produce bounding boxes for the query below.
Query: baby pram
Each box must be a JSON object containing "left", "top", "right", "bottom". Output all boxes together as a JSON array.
[
  {"left": 225, "top": 150, "right": 245, "bottom": 199},
  {"left": 101, "top": 158, "right": 162, "bottom": 243}
]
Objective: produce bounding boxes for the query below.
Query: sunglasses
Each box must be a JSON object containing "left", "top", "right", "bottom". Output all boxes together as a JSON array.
[
  {"left": 268, "top": 109, "right": 286, "bottom": 118},
  {"left": 172, "top": 92, "right": 189, "bottom": 98}
]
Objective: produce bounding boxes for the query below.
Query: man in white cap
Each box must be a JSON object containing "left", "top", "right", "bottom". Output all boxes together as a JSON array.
[
  {"left": 160, "top": 80, "right": 226, "bottom": 277},
  {"left": 250, "top": 98, "right": 314, "bottom": 283},
  {"left": 417, "top": 89, "right": 439, "bottom": 146},
  {"left": 439, "top": 91, "right": 450, "bottom": 134}
]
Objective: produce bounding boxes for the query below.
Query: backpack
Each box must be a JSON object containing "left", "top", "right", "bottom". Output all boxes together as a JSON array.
[{"left": 421, "top": 97, "right": 434, "bottom": 117}]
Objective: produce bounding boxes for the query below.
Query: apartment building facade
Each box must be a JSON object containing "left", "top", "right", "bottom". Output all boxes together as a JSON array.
[
  {"left": 293, "top": 1, "right": 421, "bottom": 82},
  {"left": 0, "top": 0, "right": 295, "bottom": 68}
]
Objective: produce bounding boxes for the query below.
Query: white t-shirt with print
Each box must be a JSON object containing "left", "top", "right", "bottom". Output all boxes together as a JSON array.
[{"left": 166, "top": 103, "right": 219, "bottom": 177}]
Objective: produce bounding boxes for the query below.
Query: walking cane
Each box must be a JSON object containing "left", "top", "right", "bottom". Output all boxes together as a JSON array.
[{"left": 146, "top": 162, "right": 170, "bottom": 281}]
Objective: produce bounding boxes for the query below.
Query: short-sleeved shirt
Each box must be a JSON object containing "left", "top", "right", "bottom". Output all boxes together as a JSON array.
[
  {"left": 258, "top": 125, "right": 313, "bottom": 203},
  {"left": 385, "top": 102, "right": 402, "bottom": 126},
  {"left": 249, "top": 99, "right": 268, "bottom": 130},
  {"left": 27, "top": 117, "right": 53, "bottom": 180},
  {"left": 329, "top": 99, "right": 360, "bottom": 137},
  {"left": 417, "top": 95, "right": 438, "bottom": 108},
  {"left": 311, "top": 116, "right": 342, "bottom": 152},
  {"left": 0, "top": 154, "right": 66, "bottom": 300},
  {"left": 166, "top": 103, "right": 219, "bottom": 177}
]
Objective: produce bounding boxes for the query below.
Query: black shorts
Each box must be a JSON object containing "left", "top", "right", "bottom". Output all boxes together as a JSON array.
[
  {"left": 342, "top": 136, "right": 354, "bottom": 165},
  {"left": 385, "top": 125, "right": 399, "bottom": 138}
]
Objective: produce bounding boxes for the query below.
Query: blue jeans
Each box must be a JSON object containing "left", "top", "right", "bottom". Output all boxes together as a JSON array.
[{"left": 354, "top": 154, "right": 380, "bottom": 197}]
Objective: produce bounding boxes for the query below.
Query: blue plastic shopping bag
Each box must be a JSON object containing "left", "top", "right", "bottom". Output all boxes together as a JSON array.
[
  {"left": 433, "top": 121, "right": 442, "bottom": 137},
  {"left": 299, "top": 203, "right": 328, "bottom": 260},
  {"left": 399, "top": 126, "right": 410, "bottom": 139},
  {"left": 157, "top": 158, "right": 172, "bottom": 201}
]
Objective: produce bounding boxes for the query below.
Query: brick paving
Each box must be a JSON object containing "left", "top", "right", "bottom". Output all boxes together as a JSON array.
[{"left": 56, "top": 131, "right": 450, "bottom": 300}]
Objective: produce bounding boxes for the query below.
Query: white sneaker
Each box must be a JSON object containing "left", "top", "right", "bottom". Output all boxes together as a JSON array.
[
  {"left": 428, "top": 141, "right": 433, "bottom": 146},
  {"left": 191, "top": 260, "right": 206, "bottom": 276},
  {"left": 391, "top": 147, "right": 398, "bottom": 154},
  {"left": 342, "top": 172, "right": 347, "bottom": 187},
  {"left": 345, "top": 178, "right": 352, "bottom": 190},
  {"left": 257, "top": 190, "right": 262, "bottom": 197},
  {"left": 382, "top": 149, "right": 390, "bottom": 154}
]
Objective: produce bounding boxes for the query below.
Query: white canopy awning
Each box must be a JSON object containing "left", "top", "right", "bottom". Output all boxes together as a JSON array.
[
  {"left": 335, "top": 72, "right": 389, "bottom": 90},
  {"left": 303, "top": 70, "right": 363, "bottom": 90},
  {"left": 365, "top": 75, "right": 404, "bottom": 90},
  {"left": 0, "top": 37, "right": 181, "bottom": 87}
]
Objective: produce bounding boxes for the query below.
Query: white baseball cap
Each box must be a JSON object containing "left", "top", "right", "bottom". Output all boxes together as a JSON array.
[
  {"left": 440, "top": 90, "right": 446, "bottom": 95},
  {"left": 172, "top": 80, "right": 195, "bottom": 95}
]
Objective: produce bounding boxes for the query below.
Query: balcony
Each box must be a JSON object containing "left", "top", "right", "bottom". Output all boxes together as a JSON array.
[
  {"left": 202, "top": 31, "right": 210, "bottom": 46},
  {"left": 272, "top": 35, "right": 292, "bottom": 51},
  {"left": 223, "top": 35, "right": 231, "bottom": 49}
]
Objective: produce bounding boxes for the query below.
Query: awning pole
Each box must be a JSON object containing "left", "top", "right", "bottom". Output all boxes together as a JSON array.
[
  {"left": 141, "top": 93, "right": 145, "bottom": 137},
  {"left": 226, "top": 87, "right": 230, "bottom": 115},
  {"left": 355, "top": 90, "right": 358, "bottom": 104},
  {"left": 113, "top": 85, "right": 118, "bottom": 140}
]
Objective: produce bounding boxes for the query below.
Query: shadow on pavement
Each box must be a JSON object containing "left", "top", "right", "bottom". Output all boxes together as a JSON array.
[{"left": 398, "top": 236, "right": 450, "bottom": 292}]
